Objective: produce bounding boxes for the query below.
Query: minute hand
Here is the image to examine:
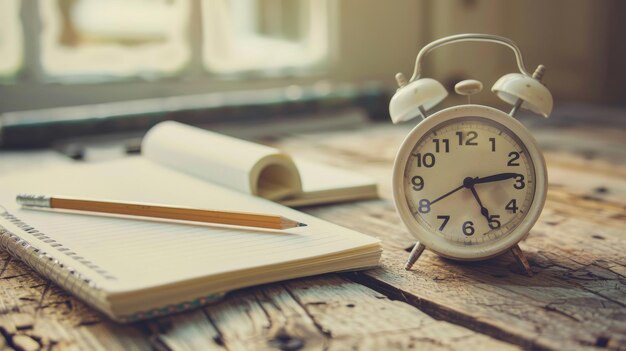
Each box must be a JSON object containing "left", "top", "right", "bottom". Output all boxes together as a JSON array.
[{"left": 473, "top": 173, "right": 520, "bottom": 185}]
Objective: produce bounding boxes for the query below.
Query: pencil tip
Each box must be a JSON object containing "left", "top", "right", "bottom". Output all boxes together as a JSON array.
[{"left": 297, "top": 222, "right": 308, "bottom": 227}]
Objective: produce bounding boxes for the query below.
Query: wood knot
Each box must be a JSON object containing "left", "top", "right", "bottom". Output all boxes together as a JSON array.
[
  {"left": 268, "top": 330, "right": 305, "bottom": 351},
  {"left": 595, "top": 335, "right": 611, "bottom": 348},
  {"left": 594, "top": 186, "right": 609, "bottom": 194}
]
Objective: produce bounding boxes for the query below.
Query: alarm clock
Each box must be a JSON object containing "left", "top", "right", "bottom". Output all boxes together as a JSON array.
[{"left": 389, "top": 34, "right": 552, "bottom": 275}]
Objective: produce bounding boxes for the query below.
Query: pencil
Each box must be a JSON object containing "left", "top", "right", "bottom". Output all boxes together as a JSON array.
[{"left": 16, "top": 194, "right": 307, "bottom": 230}]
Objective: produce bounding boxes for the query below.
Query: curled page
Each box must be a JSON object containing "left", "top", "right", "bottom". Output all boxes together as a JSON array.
[{"left": 142, "top": 121, "right": 302, "bottom": 200}]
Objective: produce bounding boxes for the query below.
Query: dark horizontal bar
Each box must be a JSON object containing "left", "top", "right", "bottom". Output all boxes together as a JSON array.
[{"left": 0, "top": 84, "right": 390, "bottom": 149}]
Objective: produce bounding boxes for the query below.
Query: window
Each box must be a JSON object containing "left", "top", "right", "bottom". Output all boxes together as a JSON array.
[
  {"left": 0, "top": 0, "right": 23, "bottom": 80},
  {"left": 0, "top": 0, "right": 335, "bottom": 112},
  {"left": 1, "top": 1, "right": 428, "bottom": 115},
  {"left": 39, "top": 0, "right": 192, "bottom": 80},
  {"left": 202, "top": 0, "right": 329, "bottom": 74},
  {"left": 0, "top": 0, "right": 329, "bottom": 83}
]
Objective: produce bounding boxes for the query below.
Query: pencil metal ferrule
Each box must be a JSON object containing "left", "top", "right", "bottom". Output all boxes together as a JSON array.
[{"left": 16, "top": 194, "right": 51, "bottom": 208}]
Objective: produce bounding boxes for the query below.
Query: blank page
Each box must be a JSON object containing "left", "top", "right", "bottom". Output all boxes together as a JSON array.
[
  {"left": 0, "top": 157, "right": 380, "bottom": 294},
  {"left": 277, "top": 159, "right": 378, "bottom": 206},
  {"left": 293, "top": 159, "right": 377, "bottom": 194},
  {"left": 142, "top": 121, "right": 301, "bottom": 197}
]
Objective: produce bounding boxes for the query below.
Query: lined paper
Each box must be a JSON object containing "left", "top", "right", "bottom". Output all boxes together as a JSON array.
[{"left": 0, "top": 157, "right": 380, "bottom": 293}]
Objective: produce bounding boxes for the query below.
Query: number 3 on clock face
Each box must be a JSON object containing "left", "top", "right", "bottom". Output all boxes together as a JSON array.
[{"left": 393, "top": 105, "right": 547, "bottom": 261}]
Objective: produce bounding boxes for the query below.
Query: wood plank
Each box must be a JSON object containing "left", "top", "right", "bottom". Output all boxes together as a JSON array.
[
  {"left": 148, "top": 311, "right": 225, "bottom": 351},
  {"left": 0, "top": 251, "right": 152, "bottom": 351},
  {"left": 303, "top": 195, "right": 626, "bottom": 350},
  {"left": 285, "top": 276, "right": 519, "bottom": 350},
  {"left": 0, "top": 250, "right": 517, "bottom": 350},
  {"left": 149, "top": 276, "right": 518, "bottom": 350},
  {"left": 274, "top": 123, "right": 626, "bottom": 351},
  {"left": 204, "top": 284, "right": 326, "bottom": 351}
]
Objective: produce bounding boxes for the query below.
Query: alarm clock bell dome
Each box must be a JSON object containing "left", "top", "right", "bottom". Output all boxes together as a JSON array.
[
  {"left": 389, "top": 78, "right": 448, "bottom": 124},
  {"left": 492, "top": 73, "right": 553, "bottom": 118}
]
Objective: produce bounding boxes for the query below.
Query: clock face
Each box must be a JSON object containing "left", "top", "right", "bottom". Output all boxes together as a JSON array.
[
  {"left": 397, "top": 111, "right": 542, "bottom": 258},
  {"left": 404, "top": 116, "right": 535, "bottom": 245}
]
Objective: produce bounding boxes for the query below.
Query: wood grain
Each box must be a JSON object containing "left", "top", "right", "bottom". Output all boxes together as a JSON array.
[
  {"left": 1, "top": 115, "right": 625, "bottom": 350},
  {"left": 276, "top": 122, "right": 626, "bottom": 351},
  {"left": 0, "top": 251, "right": 516, "bottom": 351}
]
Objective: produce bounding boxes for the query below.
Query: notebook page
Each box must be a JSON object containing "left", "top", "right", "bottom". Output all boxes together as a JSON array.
[
  {"left": 0, "top": 157, "right": 379, "bottom": 294},
  {"left": 293, "top": 159, "right": 377, "bottom": 194},
  {"left": 142, "top": 121, "right": 301, "bottom": 197},
  {"left": 279, "top": 158, "right": 378, "bottom": 206}
]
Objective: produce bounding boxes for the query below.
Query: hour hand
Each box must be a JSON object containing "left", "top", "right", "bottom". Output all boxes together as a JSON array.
[
  {"left": 469, "top": 186, "right": 490, "bottom": 222},
  {"left": 474, "top": 172, "right": 520, "bottom": 185}
]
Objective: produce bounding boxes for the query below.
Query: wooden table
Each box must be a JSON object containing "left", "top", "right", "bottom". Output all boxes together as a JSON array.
[{"left": 0, "top": 108, "right": 625, "bottom": 350}]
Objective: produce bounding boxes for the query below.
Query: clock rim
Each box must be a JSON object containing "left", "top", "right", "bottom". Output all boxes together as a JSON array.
[{"left": 392, "top": 104, "right": 547, "bottom": 261}]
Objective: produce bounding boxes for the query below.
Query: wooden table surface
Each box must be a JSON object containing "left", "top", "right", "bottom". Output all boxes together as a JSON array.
[{"left": 0, "top": 107, "right": 625, "bottom": 350}]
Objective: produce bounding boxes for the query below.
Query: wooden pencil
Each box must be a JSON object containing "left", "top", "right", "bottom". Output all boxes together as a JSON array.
[{"left": 16, "top": 194, "right": 306, "bottom": 230}]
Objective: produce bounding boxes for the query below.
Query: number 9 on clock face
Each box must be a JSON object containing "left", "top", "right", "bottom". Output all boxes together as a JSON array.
[{"left": 392, "top": 105, "right": 547, "bottom": 260}]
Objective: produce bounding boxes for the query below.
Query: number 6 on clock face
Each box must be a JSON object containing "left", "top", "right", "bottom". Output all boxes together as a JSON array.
[{"left": 392, "top": 105, "right": 547, "bottom": 261}]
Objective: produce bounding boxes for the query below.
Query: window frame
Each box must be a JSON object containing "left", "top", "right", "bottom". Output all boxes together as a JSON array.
[{"left": 0, "top": 0, "right": 334, "bottom": 113}]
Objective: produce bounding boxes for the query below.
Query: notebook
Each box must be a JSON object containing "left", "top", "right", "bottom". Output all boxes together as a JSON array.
[
  {"left": 142, "top": 121, "right": 378, "bottom": 206},
  {"left": 0, "top": 156, "right": 382, "bottom": 322}
]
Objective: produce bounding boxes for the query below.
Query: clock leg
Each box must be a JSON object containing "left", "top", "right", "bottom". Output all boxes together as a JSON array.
[
  {"left": 405, "top": 242, "right": 426, "bottom": 270},
  {"left": 510, "top": 244, "right": 533, "bottom": 277}
]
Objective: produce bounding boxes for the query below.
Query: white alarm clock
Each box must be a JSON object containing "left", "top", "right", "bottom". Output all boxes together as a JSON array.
[{"left": 389, "top": 34, "right": 552, "bottom": 275}]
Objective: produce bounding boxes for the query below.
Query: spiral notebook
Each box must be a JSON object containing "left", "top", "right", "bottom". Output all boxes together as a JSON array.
[{"left": 0, "top": 158, "right": 381, "bottom": 322}]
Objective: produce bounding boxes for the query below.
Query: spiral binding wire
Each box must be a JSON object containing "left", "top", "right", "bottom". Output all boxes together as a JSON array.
[
  {"left": 0, "top": 208, "right": 106, "bottom": 311},
  {"left": 0, "top": 208, "right": 114, "bottom": 280},
  {"left": 0, "top": 207, "right": 224, "bottom": 323}
]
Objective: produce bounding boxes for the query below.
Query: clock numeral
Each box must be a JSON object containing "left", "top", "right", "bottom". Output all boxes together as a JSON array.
[
  {"left": 488, "top": 215, "right": 501, "bottom": 229},
  {"left": 462, "top": 221, "right": 475, "bottom": 236},
  {"left": 415, "top": 153, "right": 436, "bottom": 168},
  {"left": 432, "top": 138, "right": 449, "bottom": 153},
  {"left": 514, "top": 175, "right": 525, "bottom": 189},
  {"left": 505, "top": 199, "right": 518, "bottom": 213},
  {"left": 418, "top": 199, "right": 431, "bottom": 214},
  {"left": 437, "top": 215, "right": 450, "bottom": 231},
  {"left": 411, "top": 176, "right": 424, "bottom": 191},
  {"left": 507, "top": 151, "right": 520, "bottom": 166},
  {"left": 489, "top": 137, "right": 496, "bottom": 152},
  {"left": 456, "top": 131, "right": 478, "bottom": 146},
  {"left": 466, "top": 131, "right": 478, "bottom": 145}
]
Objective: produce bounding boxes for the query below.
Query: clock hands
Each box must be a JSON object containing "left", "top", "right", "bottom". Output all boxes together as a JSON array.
[
  {"left": 469, "top": 185, "right": 491, "bottom": 223},
  {"left": 473, "top": 172, "right": 520, "bottom": 185},
  {"left": 424, "top": 172, "right": 522, "bottom": 219},
  {"left": 462, "top": 176, "right": 491, "bottom": 224},
  {"left": 467, "top": 172, "right": 521, "bottom": 227},
  {"left": 429, "top": 184, "right": 465, "bottom": 205}
]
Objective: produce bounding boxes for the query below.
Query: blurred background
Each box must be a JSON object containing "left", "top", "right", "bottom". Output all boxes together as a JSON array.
[{"left": 0, "top": 0, "right": 624, "bottom": 148}]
